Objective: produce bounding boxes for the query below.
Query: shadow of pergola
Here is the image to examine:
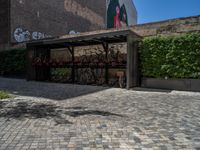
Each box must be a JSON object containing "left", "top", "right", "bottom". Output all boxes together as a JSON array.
[{"left": 0, "top": 78, "right": 109, "bottom": 100}]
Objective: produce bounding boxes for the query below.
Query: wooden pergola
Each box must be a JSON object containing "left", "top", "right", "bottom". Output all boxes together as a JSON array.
[{"left": 26, "top": 28, "right": 141, "bottom": 89}]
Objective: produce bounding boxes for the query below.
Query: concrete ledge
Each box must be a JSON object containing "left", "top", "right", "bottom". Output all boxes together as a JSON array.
[{"left": 141, "top": 78, "right": 200, "bottom": 92}]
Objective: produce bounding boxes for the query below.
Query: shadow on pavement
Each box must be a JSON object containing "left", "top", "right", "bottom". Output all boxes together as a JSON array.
[
  {"left": 0, "top": 101, "right": 124, "bottom": 125},
  {"left": 0, "top": 77, "right": 109, "bottom": 100}
]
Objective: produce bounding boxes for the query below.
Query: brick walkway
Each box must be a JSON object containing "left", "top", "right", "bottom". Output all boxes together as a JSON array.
[{"left": 0, "top": 78, "right": 200, "bottom": 150}]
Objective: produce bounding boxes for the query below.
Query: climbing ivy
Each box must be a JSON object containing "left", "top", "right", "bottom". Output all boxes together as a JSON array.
[{"left": 140, "top": 32, "right": 200, "bottom": 79}]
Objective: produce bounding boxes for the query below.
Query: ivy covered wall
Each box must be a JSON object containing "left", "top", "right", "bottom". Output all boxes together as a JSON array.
[{"left": 140, "top": 32, "right": 200, "bottom": 79}]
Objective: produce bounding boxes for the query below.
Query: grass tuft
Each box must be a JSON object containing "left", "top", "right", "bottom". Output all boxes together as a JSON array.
[{"left": 0, "top": 91, "right": 10, "bottom": 99}]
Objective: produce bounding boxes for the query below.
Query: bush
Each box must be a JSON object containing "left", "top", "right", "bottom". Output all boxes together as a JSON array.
[
  {"left": 0, "top": 91, "right": 10, "bottom": 99},
  {"left": 140, "top": 32, "right": 200, "bottom": 79},
  {"left": 51, "top": 68, "right": 71, "bottom": 82},
  {"left": 0, "top": 49, "right": 26, "bottom": 77}
]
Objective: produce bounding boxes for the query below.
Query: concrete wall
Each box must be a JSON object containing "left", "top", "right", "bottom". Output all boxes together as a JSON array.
[
  {"left": 10, "top": 0, "right": 106, "bottom": 44},
  {"left": 0, "top": 0, "right": 10, "bottom": 49},
  {"left": 142, "top": 78, "right": 200, "bottom": 92},
  {"left": 132, "top": 15, "right": 200, "bottom": 37}
]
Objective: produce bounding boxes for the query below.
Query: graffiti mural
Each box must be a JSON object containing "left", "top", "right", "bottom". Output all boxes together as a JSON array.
[
  {"left": 14, "top": 27, "right": 51, "bottom": 43},
  {"left": 69, "top": 30, "right": 80, "bottom": 35},
  {"left": 32, "top": 31, "right": 51, "bottom": 40},
  {"left": 14, "top": 28, "right": 31, "bottom": 43},
  {"left": 107, "top": 0, "right": 137, "bottom": 28}
]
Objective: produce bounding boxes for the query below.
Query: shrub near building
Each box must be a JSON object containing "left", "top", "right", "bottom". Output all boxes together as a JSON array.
[
  {"left": 140, "top": 32, "right": 200, "bottom": 79},
  {"left": 0, "top": 49, "right": 26, "bottom": 78}
]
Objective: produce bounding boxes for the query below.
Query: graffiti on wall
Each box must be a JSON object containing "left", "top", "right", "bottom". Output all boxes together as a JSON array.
[
  {"left": 32, "top": 31, "right": 51, "bottom": 40},
  {"left": 107, "top": 0, "right": 137, "bottom": 28},
  {"left": 14, "top": 27, "right": 51, "bottom": 43},
  {"left": 69, "top": 30, "right": 80, "bottom": 35},
  {"left": 14, "top": 28, "right": 30, "bottom": 43}
]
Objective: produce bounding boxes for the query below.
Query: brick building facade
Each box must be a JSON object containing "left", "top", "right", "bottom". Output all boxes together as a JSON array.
[
  {"left": 0, "top": 0, "right": 138, "bottom": 50},
  {"left": 1, "top": 0, "right": 107, "bottom": 49}
]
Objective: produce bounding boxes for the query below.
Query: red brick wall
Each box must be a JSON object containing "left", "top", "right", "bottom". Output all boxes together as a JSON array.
[{"left": 10, "top": 0, "right": 106, "bottom": 44}]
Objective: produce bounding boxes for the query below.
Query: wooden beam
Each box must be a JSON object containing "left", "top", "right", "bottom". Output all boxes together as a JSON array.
[
  {"left": 66, "top": 46, "right": 73, "bottom": 54},
  {"left": 26, "top": 46, "right": 36, "bottom": 81},
  {"left": 71, "top": 47, "right": 75, "bottom": 83},
  {"left": 101, "top": 42, "right": 109, "bottom": 84}
]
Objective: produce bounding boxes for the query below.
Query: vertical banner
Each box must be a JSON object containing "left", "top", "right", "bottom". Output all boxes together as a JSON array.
[{"left": 107, "top": 0, "right": 137, "bottom": 28}]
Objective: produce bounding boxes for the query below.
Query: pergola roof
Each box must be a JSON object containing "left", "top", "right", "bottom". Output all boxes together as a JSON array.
[{"left": 27, "top": 28, "right": 141, "bottom": 48}]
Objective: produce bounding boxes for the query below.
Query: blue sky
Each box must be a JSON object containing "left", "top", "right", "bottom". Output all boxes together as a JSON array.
[{"left": 134, "top": 0, "right": 200, "bottom": 24}]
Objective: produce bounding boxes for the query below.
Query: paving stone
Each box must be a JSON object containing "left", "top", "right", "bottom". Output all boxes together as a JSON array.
[{"left": 0, "top": 77, "right": 200, "bottom": 149}]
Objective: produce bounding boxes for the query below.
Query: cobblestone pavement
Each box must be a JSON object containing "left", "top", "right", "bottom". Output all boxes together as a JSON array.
[{"left": 0, "top": 78, "right": 200, "bottom": 150}]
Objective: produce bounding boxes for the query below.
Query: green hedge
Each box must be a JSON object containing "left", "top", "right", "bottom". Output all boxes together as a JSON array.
[
  {"left": 140, "top": 32, "right": 200, "bottom": 79},
  {"left": 0, "top": 49, "right": 26, "bottom": 77}
]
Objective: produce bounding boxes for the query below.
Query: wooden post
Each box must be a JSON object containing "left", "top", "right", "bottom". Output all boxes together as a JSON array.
[
  {"left": 127, "top": 35, "right": 139, "bottom": 89},
  {"left": 67, "top": 46, "right": 75, "bottom": 83},
  {"left": 71, "top": 47, "right": 75, "bottom": 83},
  {"left": 102, "top": 42, "right": 109, "bottom": 85},
  {"left": 133, "top": 41, "right": 139, "bottom": 87},
  {"left": 26, "top": 45, "right": 36, "bottom": 81},
  {"left": 45, "top": 47, "right": 51, "bottom": 81}
]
